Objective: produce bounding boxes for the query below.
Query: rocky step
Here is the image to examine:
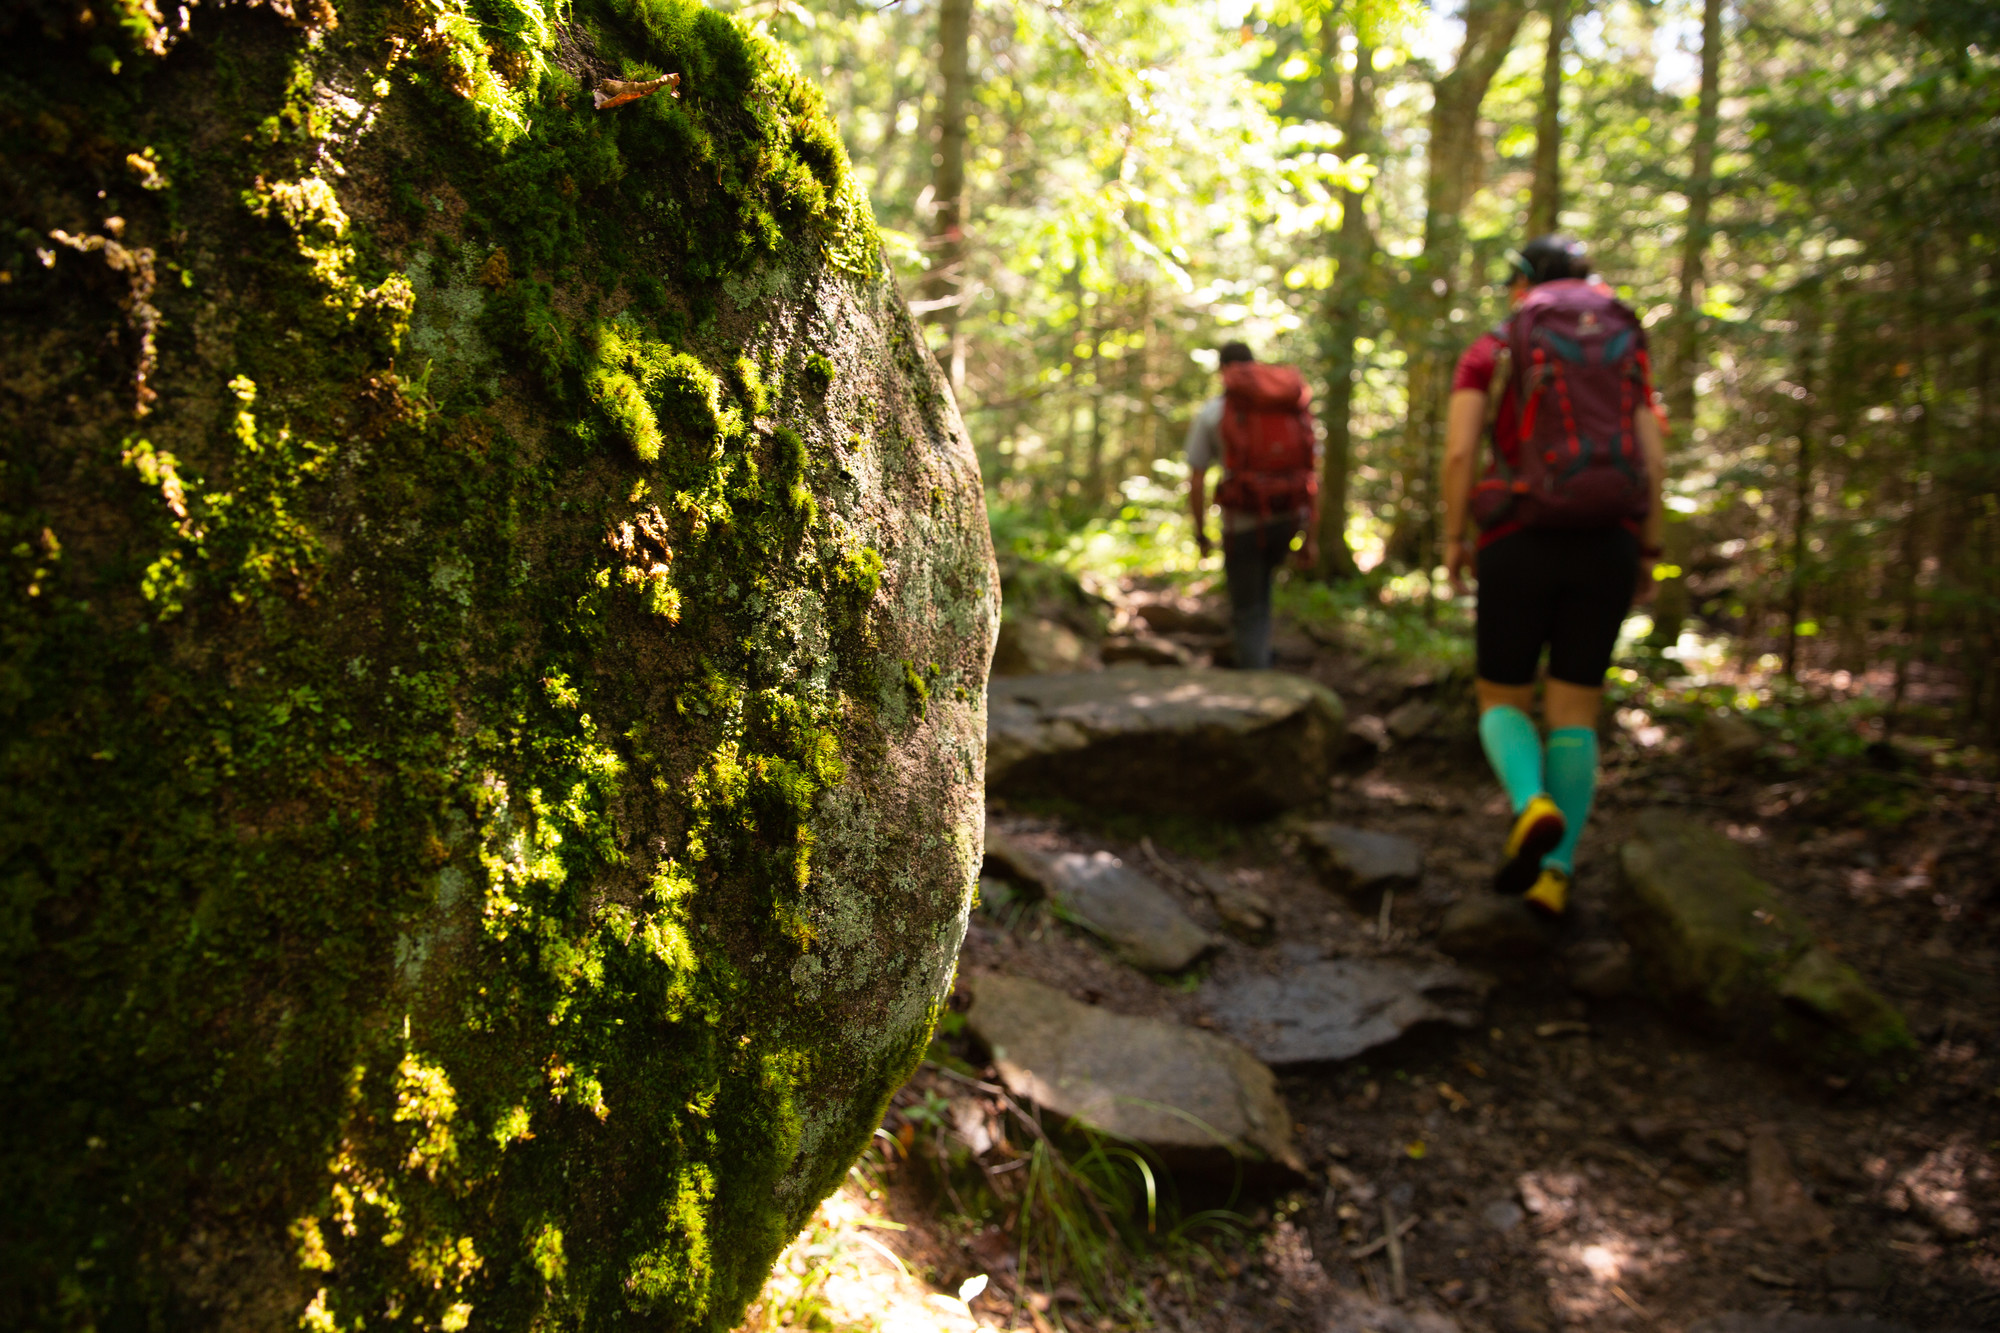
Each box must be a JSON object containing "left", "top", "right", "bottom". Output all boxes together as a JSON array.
[
  {"left": 1202, "top": 948, "right": 1492, "bottom": 1066},
  {"left": 1297, "top": 822, "right": 1424, "bottom": 900},
  {"left": 986, "top": 666, "right": 1346, "bottom": 818},
  {"left": 984, "top": 824, "right": 1218, "bottom": 972},
  {"left": 1618, "top": 809, "right": 1913, "bottom": 1066},
  {"left": 960, "top": 972, "right": 1302, "bottom": 1176}
]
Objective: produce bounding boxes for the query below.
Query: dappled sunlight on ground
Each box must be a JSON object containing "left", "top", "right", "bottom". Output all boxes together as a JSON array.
[{"left": 739, "top": 1177, "right": 985, "bottom": 1333}]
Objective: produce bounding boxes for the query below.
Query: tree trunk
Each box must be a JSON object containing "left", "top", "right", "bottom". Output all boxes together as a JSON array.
[
  {"left": 1667, "top": 0, "right": 1724, "bottom": 433},
  {"left": 1972, "top": 273, "right": 2000, "bottom": 738},
  {"left": 1527, "top": 0, "right": 1567, "bottom": 236},
  {"left": 1783, "top": 282, "right": 1821, "bottom": 679},
  {"left": 1889, "top": 243, "right": 1934, "bottom": 726},
  {"left": 1315, "top": 19, "right": 1374, "bottom": 580},
  {"left": 923, "top": 0, "right": 974, "bottom": 391},
  {"left": 1652, "top": 0, "right": 1722, "bottom": 643},
  {"left": 1395, "top": 0, "right": 1529, "bottom": 573}
]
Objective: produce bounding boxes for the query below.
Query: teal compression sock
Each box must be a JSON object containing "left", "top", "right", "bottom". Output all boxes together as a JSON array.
[
  {"left": 1477, "top": 705, "right": 1545, "bottom": 815},
  {"left": 1542, "top": 726, "right": 1599, "bottom": 874}
]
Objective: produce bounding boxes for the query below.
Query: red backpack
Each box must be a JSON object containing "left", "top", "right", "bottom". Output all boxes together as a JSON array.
[
  {"left": 1216, "top": 361, "right": 1318, "bottom": 519},
  {"left": 1471, "top": 279, "right": 1655, "bottom": 532}
]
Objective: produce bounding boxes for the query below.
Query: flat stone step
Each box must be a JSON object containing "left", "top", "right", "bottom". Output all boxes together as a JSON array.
[
  {"left": 982, "top": 824, "right": 1217, "bottom": 971},
  {"left": 986, "top": 666, "right": 1346, "bottom": 818},
  {"left": 1202, "top": 955, "right": 1491, "bottom": 1066},
  {"left": 1298, "top": 822, "right": 1424, "bottom": 898},
  {"left": 1045, "top": 850, "right": 1217, "bottom": 972},
  {"left": 961, "top": 972, "right": 1302, "bottom": 1174}
]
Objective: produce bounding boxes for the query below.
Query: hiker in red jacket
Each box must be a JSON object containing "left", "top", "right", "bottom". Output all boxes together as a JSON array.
[
  {"left": 1186, "top": 342, "right": 1320, "bottom": 670},
  {"left": 1441, "top": 236, "right": 1668, "bottom": 918}
]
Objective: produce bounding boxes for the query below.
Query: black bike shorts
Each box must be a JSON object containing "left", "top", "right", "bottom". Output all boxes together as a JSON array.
[{"left": 1475, "top": 527, "right": 1640, "bottom": 687}]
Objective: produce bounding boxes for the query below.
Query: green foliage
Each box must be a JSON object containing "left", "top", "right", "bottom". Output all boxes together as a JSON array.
[
  {"left": 897, "top": 1069, "right": 1245, "bottom": 1323},
  {"left": 766, "top": 0, "right": 1996, "bottom": 734}
]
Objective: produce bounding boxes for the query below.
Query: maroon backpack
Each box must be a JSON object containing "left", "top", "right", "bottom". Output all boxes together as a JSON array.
[
  {"left": 1471, "top": 279, "right": 1654, "bottom": 531},
  {"left": 1216, "top": 361, "right": 1318, "bottom": 519}
]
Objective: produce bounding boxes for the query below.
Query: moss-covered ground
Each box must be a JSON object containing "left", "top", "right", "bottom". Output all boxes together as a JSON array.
[{"left": 0, "top": 1, "right": 995, "bottom": 1328}]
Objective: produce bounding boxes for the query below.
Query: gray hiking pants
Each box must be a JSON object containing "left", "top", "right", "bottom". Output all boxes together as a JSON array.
[{"left": 1223, "top": 517, "right": 1299, "bottom": 670}]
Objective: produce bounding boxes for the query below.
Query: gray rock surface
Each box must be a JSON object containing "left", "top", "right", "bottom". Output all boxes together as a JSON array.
[
  {"left": 1300, "top": 823, "right": 1424, "bottom": 898},
  {"left": 1047, "top": 851, "right": 1218, "bottom": 972},
  {"left": 992, "top": 614, "right": 1094, "bottom": 676},
  {"left": 1100, "top": 632, "right": 1193, "bottom": 666},
  {"left": 962, "top": 973, "right": 1302, "bottom": 1173},
  {"left": 986, "top": 667, "right": 1346, "bottom": 817},
  {"left": 982, "top": 821, "right": 1059, "bottom": 891},
  {"left": 1204, "top": 872, "right": 1276, "bottom": 937},
  {"left": 1136, "top": 602, "right": 1227, "bottom": 635},
  {"left": 1619, "top": 810, "right": 1913, "bottom": 1061},
  {"left": 1202, "top": 957, "right": 1491, "bottom": 1065},
  {"left": 1437, "top": 893, "right": 1550, "bottom": 958}
]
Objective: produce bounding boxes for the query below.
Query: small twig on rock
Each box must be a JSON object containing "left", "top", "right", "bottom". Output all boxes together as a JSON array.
[
  {"left": 1138, "top": 837, "right": 1210, "bottom": 900},
  {"left": 1377, "top": 889, "right": 1395, "bottom": 941}
]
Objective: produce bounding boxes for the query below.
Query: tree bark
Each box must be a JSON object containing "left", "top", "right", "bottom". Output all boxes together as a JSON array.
[
  {"left": 1650, "top": 0, "right": 1722, "bottom": 644},
  {"left": 1667, "top": 0, "right": 1724, "bottom": 433},
  {"left": 923, "top": 0, "right": 974, "bottom": 391},
  {"left": 1889, "top": 243, "right": 1934, "bottom": 726},
  {"left": 1783, "top": 281, "right": 1821, "bottom": 679},
  {"left": 1389, "top": 0, "right": 1528, "bottom": 573},
  {"left": 1315, "top": 18, "right": 1375, "bottom": 580},
  {"left": 1527, "top": 0, "right": 1568, "bottom": 236}
]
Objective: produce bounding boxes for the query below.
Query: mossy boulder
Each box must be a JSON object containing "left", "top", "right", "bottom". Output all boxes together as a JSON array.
[
  {"left": 0, "top": 2, "right": 996, "bottom": 1329},
  {"left": 1617, "top": 811, "right": 1912, "bottom": 1066}
]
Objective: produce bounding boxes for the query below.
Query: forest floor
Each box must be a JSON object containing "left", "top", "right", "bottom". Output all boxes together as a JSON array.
[{"left": 744, "top": 577, "right": 2000, "bottom": 1333}]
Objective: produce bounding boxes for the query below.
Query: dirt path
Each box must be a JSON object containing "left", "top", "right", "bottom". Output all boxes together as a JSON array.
[{"left": 859, "top": 629, "right": 1998, "bottom": 1333}]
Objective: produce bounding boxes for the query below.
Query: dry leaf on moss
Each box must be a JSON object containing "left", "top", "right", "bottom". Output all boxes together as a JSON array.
[{"left": 594, "top": 74, "right": 680, "bottom": 110}]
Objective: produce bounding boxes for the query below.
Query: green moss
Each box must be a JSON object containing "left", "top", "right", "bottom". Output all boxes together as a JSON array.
[
  {"left": 733, "top": 355, "right": 772, "bottom": 417},
  {"left": 0, "top": 1, "right": 976, "bottom": 1331},
  {"left": 802, "top": 351, "right": 835, "bottom": 394}
]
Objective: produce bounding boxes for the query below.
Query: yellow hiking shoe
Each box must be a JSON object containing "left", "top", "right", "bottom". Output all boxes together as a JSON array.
[
  {"left": 1524, "top": 866, "right": 1570, "bottom": 918},
  {"left": 1494, "top": 794, "right": 1565, "bottom": 897}
]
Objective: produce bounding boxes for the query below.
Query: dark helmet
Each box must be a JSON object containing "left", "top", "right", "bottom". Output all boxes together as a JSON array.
[
  {"left": 1505, "top": 234, "right": 1589, "bottom": 286},
  {"left": 1217, "top": 340, "right": 1255, "bottom": 365}
]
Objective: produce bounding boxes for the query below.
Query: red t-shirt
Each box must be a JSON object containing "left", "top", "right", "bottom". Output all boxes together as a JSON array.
[{"left": 1453, "top": 331, "right": 1519, "bottom": 469}]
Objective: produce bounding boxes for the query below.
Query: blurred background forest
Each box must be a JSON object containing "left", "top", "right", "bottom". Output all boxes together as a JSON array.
[{"left": 730, "top": 0, "right": 1996, "bottom": 738}]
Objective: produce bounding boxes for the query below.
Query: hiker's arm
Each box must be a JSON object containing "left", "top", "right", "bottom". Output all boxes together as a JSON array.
[
  {"left": 1185, "top": 406, "right": 1216, "bottom": 558},
  {"left": 1442, "top": 388, "right": 1485, "bottom": 595},
  {"left": 1189, "top": 464, "right": 1211, "bottom": 557}
]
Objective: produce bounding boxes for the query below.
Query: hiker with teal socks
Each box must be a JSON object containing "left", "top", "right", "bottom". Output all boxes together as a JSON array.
[{"left": 1440, "top": 236, "right": 1670, "bottom": 917}]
